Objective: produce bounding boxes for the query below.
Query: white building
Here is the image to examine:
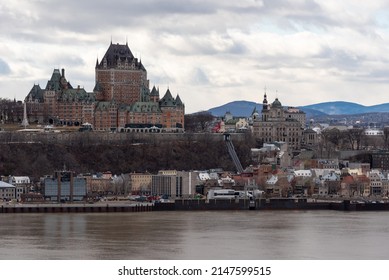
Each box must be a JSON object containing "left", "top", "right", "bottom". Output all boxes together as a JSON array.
[
  {"left": 0, "top": 181, "right": 16, "bottom": 201},
  {"left": 9, "top": 176, "right": 31, "bottom": 196},
  {"left": 294, "top": 170, "right": 312, "bottom": 178},
  {"left": 364, "top": 127, "right": 383, "bottom": 136}
]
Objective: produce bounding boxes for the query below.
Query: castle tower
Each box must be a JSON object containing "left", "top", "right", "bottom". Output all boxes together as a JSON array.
[{"left": 95, "top": 42, "right": 149, "bottom": 104}]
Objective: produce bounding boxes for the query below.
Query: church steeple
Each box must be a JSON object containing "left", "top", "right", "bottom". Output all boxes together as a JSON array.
[{"left": 262, "top": 87, "right": 268, "bottom": 110}]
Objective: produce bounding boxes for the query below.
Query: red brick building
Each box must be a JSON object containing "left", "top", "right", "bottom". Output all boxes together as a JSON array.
[{"left": 25, "top": 42, "right": 185, "bottom": 131}]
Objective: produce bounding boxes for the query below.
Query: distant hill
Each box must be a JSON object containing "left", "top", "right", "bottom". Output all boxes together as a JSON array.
[
  {"left": 206, "top": 100, "right": 261, "bottom": 117},
  {"left": 300, "top": 102, "right": 389, "bottom": 115},
  {"left": 206, "top": 100, "right": 326, "bottom": 118},
  {"left": 206, "top": 100, "right": 389, "bottom": 118}
]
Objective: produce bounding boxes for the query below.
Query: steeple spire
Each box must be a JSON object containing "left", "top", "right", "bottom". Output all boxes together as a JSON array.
[{"left": 262, "top": 87, "right": 268, "bottom": 110}]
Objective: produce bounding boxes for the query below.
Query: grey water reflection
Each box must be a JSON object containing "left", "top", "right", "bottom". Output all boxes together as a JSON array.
[{"left": 1, "top": 211, "right": 389, "bottom": 259}]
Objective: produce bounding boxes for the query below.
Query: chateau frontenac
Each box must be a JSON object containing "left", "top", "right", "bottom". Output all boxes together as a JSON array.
[{"left": 25, "top": 42, "right": 185, "bottom": 131}]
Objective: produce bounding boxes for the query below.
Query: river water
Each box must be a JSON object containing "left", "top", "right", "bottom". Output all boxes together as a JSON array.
[{"left": 1, "top": 210, "right": 389, "bottom": 260}]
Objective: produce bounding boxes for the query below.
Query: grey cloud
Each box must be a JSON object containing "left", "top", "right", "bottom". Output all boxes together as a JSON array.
[
  {"left": 315, "top": 47, "right": 363, "bottom": 70},
  {"left": 191, "top": 68, "right": 209, "bottom": 84},
  {"left": 358, "top": 68, "right": 389, "bottom": 83},
  {"left": 0, "top": 58, "right": 11, "bottom": 75},
  {"left": 24, "top": 0, "right": 221, "bottom": 34},
  {"left": 1, "top": 0, "right": 385, "bottom": 41}
]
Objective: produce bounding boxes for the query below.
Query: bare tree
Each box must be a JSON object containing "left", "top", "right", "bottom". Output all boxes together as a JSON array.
[
  {"left": 344, "top": 128, "right": 364, "bottom": 150},
  {"left": 184, "top": 111, "right": 214, "bottom": 132}
]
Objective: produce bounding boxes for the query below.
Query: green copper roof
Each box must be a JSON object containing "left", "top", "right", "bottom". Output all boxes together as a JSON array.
[
  {"left": 159, "top": 89, "right": 176, "bottom": 107},
  {"left": 150, "top": 86, "right": 159, "bottom": 96},
  {"left": 272, "top": 98, "right": 282, "bottom": 108},
  {"left": 96, "top": 101, "right": 117, "bottom": 110},
  {"left": 45, "top": 69, "right": 72, "bottom": 91},
  {"left": 26, "top": 84, "right": 44, "bottom": 102},
  {"left": 128, "top": 102, "right": 162, "bottom": 113},
  {"left": 59, "top": 88, "right": 96, "bottom": 103},
  {"left": 175, "top": 95, "right": 184, "bottom": 107}
]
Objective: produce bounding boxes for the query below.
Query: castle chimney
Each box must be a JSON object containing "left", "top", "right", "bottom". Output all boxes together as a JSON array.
[{"left": 61, "top": 68, "right": 65, "bottom": 78}]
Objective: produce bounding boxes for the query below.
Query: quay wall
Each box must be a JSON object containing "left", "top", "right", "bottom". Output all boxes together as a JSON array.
[
  {"left": 155, "top": 199, "right": 389, "bottom": 211},
  {"left": 155, "top": 199, "right": 344, "bottom": 211},
  {"left": 0, "top": 203, "right": 153, "bottom": 214},
  {"left": 3, "top": 199, "right": 389, "bottom": 213}
]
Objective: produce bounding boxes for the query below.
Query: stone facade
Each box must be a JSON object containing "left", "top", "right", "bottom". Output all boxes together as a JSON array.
[{"left": 252, "top": 93, "right": 305, "bottom": 150}]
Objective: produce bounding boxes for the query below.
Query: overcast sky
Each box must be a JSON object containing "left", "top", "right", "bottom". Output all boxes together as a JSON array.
[{"left": 1, "top": 0, "right": 389, "bottom": 113}]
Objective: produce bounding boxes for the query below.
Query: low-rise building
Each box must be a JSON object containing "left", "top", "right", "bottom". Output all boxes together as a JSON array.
[
  {"left": 0, "top": 181, "right": 16, "bottom": 201},
  {"left": 8, "top": 176, "right": 32, "bottom": 198},
  {"left": 151, "top": 170, "right": 198, "bottom": 198},
  {"left": 130, "top": 172, "right": 152, "bottom": 194},
  {"left": 368, "top": 170, "right": 386, "bottom": 197}
]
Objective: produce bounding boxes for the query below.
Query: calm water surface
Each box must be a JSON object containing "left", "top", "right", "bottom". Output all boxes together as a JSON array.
[{"left": 1, "top": 210, "right": 389, "bottom": 259}]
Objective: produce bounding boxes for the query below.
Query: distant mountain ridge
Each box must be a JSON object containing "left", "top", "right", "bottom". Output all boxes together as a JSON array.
[
  {"left": 206, "top": 100, "right": 389, "bottom": 118},
  {"left": 301, "top": 101, "right": 389, "bottom": 115}
]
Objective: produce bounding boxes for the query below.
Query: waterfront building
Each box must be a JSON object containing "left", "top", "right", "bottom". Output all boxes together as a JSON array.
[
  {"left": 340, "top": 175, "right": 355, "bottom": 197},
  {"left": 368, "top": 170, "right": 386, "bottom": 196},
  {"left": 0, "top": 181, "right": 16, "bottom": 201},
  {"left": 252, "top": 93, "right": 305, "bottom": 150},
  {"left": 85, "top": 173, "right": 114, "bottom": 196},
  {"left": 130, "top": 172, "right": 152, "bottom": 194},
  {"left": 151, "top": 171, "right": 198, "bottom": 198},
  {"left": 8, "top": 176, "right": 31, "bottom": 201},
  {"left": 25, "top": 41, "right": 185, "bottom": 131},
  {"left": 44, "top": 171, "right": 87, "bottom": 202}
]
